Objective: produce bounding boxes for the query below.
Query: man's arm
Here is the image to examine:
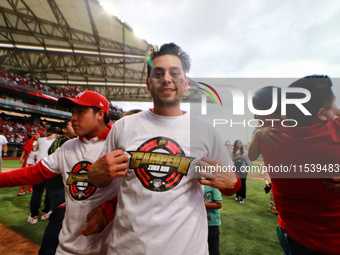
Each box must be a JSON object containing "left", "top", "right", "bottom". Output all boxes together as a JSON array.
[
  {"left": 19, "top": 150, "right": 26, "bottom": 164},
  {"left": 0, "top": 161, "right": 58, "bottom": 187},
  {"left": 197, "top": 157, "right": 240, "bottom": 195},
  {"left": 2, "top": 144, "right": 7, "bottom": 157},
  {"left": 88, "top": 149, "right": 129, "bottom": 188},
  {"left": 81, "top": 196, "right": 118, "bottom": 236},
  {"left": 248, "top": 127, "right": 282, "bottom": 161}
]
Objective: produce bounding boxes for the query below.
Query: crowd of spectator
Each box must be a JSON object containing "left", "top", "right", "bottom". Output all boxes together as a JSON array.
[
  {"left": 0, "top": 67, "right": 125, "bottom": 115},
  {"left": 0, "top": 67, "right": 128, "bottom": 143},
  {"left": 0, "top": 114, "right": 50, "bottom": 144},
  {"left": 0, "top": 94, "right": 23, "bottom": 104},
  {"left": 0, "top": 67, "right": 79, "bottom": 98}
]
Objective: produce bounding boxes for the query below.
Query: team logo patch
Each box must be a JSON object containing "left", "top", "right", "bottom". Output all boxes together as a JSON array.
[
  {"left": 128, "top": 137, "right": 193, "bottom": 192},
  {"left": 66, "top": 161, "right": 97, "bottom": 200}
]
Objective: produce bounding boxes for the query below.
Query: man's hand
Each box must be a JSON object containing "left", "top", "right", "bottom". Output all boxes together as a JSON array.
[
  {"left": 197, "top": 157, "right": 237, "bottom": 189},
  {"left": 89, "top": 149, "right": 129, "bottom": 188},
  {"left": 254, "top": 126, "right": 282, "bottom": 149},
  {"left": 81, "top": 207, "right": 108, "bottom": 236},
  {"left": 324, "top": 177, "right": 340, "bottom": 193}
]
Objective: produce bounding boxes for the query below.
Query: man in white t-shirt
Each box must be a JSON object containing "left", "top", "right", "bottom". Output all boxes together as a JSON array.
[
  {"left": 89, "top": 43, "right": 240, "bottom": 255},
  {"left": 0, "top": 130, "right": 8, "bottom": 172}
]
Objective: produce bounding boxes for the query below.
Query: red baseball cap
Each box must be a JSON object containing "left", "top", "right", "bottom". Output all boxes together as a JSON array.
[
  {"left": 36, "top": 130, "right": 44, "bottom": 135},
  {"left": 58, "top": 91, "right": 110, "bottom": 115}
]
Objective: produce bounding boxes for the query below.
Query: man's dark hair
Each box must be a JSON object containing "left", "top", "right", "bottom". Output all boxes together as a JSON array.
[
  {"left": 58, "top": 120, "right": 70, "bottom": 135},
  {"left": 47, "top": 126, "right": 57, "bottom": 134},
  {"left": 92, "top": 106, "right": 110, "bottom": 125},
  {"left": 60, "top": 120, "right": 70, "bottom": 129},
  {"left": 286, "top": 75, "right": 334, "bottom": 120},
  {"left": 147, "top": 43, "right": 191, "bottom": 77},
  {"left": 252, "top": 86, "right": 281, "bottom": 115}
]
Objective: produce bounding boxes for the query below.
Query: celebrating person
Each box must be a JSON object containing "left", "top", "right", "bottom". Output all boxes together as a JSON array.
[
  {"left": 250, "top": 75, "right": 340, "bottom": 255},
  {"left": 0, "top": 90, "right": 128, "bottom": 254},
  {"left": 89, "top": 43, "right": 240, "bottom": 255}
]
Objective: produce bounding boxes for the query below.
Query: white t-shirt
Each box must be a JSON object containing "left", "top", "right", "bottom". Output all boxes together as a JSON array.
[
  {"left": 26, "top": 140, "right": 38, "bottom": 165},
  {"left": 42, "top": 136, "right": 120, "bottom": 255},
  {"left": 102, "top": 110, "right": 234, "bottom": 255},
  {"left": 36, "top": 137, "right": 55, "bottom": 162},
  {"left": 0, "top": 135, "right": 8, "bottom": 155}
]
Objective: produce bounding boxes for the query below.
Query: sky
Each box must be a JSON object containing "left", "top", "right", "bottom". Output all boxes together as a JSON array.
[{"left": 101, "top": 0, "right": 340, "bottom": 142}]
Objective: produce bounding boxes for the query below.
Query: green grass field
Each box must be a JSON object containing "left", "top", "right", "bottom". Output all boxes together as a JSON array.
[
  {"left": 1, "top": 160, "right": 282, "bottom": 255},
  {"left": 3, "top": 159, "right": 22, "bottom": 169}
]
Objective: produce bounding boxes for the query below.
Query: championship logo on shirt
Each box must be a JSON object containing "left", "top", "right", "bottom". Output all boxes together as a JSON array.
[
  {"left": 128, "top": 137, "right": 193, "bottom": 192},
  {"left": 66, "top": 161, "right": 97, "bottom": 200}
]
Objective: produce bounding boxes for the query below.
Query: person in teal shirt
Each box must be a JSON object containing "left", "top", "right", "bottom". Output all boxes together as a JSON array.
[{"left": 204, "top": 186, "right": 222, "bottom": 255}]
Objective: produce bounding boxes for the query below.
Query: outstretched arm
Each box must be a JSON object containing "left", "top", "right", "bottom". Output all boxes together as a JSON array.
[{"left": 0, "top": 161, "right": 58, "bottom": 187}]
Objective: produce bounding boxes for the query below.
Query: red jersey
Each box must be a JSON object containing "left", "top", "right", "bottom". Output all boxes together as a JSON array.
[{"left": 260, "top": 118, "right": 340, "bottom": 255}]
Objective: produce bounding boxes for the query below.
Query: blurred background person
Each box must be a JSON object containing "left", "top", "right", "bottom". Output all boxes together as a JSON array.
[
  {"left": 28, "top": 127, "right": 57, "bottom": 224},
  {"left": 0, "top": 129, "right": 8, "bottom": 172},
  {"left": 204, "top": 186, "right": 222, "bottom": 255},
  {"left": 17, "top": 131, "right": 44, "bottom": 196},
  {"left": 232, "top": 140, "right": 249, "bottom": 205}
]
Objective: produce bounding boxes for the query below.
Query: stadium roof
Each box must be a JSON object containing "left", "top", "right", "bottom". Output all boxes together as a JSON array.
[{"left": 0, "top": 0, "right": 155, "bottom": 101}]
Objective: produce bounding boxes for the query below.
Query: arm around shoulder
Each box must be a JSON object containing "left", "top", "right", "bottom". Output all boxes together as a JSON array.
[{"left": 248, "top": 132, "right": 262, "bottom": 161}]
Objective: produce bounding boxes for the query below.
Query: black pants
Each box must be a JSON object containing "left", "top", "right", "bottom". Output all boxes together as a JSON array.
[
  {"left": 39, "top": 189, "right": 65, "bottom": 255},
  {"left": 236, "top": 177, "right": 247, "bottom": 198},
  {"left": 30, "top": 182, "right": 51, "bottom": 217},
  {"left": 235, "top": 162, "right": 248, "bottom": 198},
  {"left": 208, "top": 226, "right": 220, "bottom": 255}
]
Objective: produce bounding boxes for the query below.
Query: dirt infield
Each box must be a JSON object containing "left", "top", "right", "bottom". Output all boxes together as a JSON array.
[{"left": 0, "top": 223, "right": 39, "bottom": 255}]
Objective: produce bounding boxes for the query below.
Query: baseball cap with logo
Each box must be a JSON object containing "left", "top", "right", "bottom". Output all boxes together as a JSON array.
[{"left": 58, "top": 90, "right": 109, "bottom": 115}]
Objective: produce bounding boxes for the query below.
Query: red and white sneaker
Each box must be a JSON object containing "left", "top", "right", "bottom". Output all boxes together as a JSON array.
[
  {"left": 27, "top": 187, "right": 33, "bottom": 194},
  {"left": 27, "top": 215, "right": 38, "bottom": 224},
  {"left": 17, "top": 190, "right": 25, "bottom": 196},
  {"left": 41, "top": 210, "right": 52, "bottom": 220}
]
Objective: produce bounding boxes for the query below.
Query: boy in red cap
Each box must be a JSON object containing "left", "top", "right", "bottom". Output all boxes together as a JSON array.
[{"left": 0, "top": 90, "right": 128, "bottom": 255}]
